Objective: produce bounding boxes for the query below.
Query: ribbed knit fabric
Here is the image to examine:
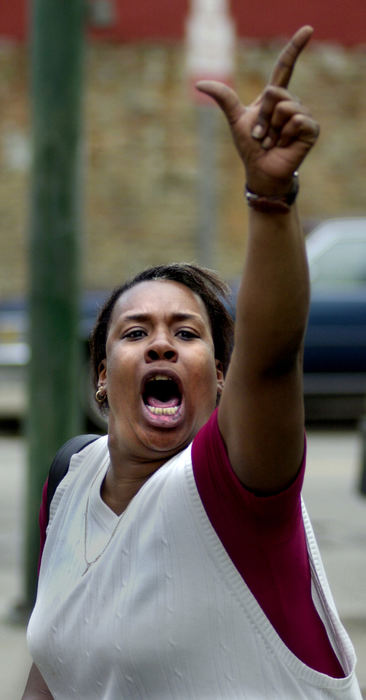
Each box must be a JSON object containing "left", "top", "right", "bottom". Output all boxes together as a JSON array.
[
  {"left": 192, "top": 409, "right": 344, "bottom": 677},
  {"left": 28, "top": 433, "right": 361, "bottom": 699}
]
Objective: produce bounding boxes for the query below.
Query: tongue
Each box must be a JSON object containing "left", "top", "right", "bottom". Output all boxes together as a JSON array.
[{"left": 146, "top": 396, "right": 180, "bottom": 408}]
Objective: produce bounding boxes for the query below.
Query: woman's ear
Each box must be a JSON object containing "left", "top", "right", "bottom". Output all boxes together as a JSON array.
[
  {"left": 98, "top": 359, "right": 107, "bottom": 384},
  {"left": 216, "top": 360, "right": 225, "bottom": 396}
]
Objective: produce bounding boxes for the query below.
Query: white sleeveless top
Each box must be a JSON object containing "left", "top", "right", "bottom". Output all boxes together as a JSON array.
[{"left": 27, "top": 437, "right": 362, "bottom": 699}]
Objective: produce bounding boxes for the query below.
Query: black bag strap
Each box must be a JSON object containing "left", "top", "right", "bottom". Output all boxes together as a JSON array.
[{"left": 46, "top": 433, "right": 100, "bottom": 522}]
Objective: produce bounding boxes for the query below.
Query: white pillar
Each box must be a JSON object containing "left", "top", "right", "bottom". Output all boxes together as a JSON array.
[
  {"left": 185, "top": 0, "right": 236, "bottom": 267},
  {"left": 185, "top": 0, "right": 235, "bottom": 84}
]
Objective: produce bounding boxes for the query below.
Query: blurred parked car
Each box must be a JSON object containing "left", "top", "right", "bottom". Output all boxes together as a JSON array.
[
  {"left": 227, "top": 217, "right": 366, "bottom": 421},
  {"left": 0, "top": 290, "right": 110, "bottom": 428},
  {"left": 1, "top": 217, "right": 366, "bottom": 425},
  {"left": 303, "top": 217, "right": 366, "bottom": 420}
]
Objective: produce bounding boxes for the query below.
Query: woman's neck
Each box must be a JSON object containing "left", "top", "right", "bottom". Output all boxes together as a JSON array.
[{"left": 102, "top": 443, "right": 167, "bottom": 515}]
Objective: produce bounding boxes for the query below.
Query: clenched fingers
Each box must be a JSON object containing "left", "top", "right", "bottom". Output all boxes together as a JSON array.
[
  {"left": 252, "top": 87, "right": 312, "bottom": 149},
  {"left": 276, "top": 113, "right": 319, "bottom": 150}
]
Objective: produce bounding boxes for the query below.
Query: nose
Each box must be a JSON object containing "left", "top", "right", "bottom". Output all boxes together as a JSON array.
[{"left": 145, "top": 331, "right": 178, "bottom": 363}]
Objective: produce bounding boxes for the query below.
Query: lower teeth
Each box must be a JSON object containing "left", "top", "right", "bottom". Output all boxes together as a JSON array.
[{"left": 148, "top": 406, "right": 179, "bottom": 416}]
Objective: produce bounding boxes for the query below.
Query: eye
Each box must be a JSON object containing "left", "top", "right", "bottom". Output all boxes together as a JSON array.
[
  {"left": 176, "top": 329, "right": 199, "bottom": 340},
  {"left": 123, "top": 328, "right": 147, "bottom": 340}
]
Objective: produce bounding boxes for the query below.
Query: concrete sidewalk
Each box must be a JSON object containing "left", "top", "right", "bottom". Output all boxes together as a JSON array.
[
  {"left": 0, "top": 433, "right": 31, "bottom": 698},
  {"left": 0, "top": 426, "right": 365, "bottom": 698}
]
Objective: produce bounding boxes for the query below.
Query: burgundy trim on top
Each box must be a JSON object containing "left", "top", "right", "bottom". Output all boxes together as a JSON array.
[{"left": 192, "top": 409, "right": 344, "bottom": 678}]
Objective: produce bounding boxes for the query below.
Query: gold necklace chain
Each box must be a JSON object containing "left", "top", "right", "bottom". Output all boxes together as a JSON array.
[{"left": 82, "top": 464, "right": 126, "bottom": 576}]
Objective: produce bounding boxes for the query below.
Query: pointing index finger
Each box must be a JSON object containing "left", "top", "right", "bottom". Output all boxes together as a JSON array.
[{"left": 269, "top": 25, "right": 313, "bottom": 89}]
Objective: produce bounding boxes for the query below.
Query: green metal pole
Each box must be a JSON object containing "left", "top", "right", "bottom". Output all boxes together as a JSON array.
[{"left": 24, "top": 0, "right": 86, "bottom": 611}]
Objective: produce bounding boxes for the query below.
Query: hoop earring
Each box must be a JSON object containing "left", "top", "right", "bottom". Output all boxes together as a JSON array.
[{"left": 95, "top": 387, "right": 106, "bottom": 404}]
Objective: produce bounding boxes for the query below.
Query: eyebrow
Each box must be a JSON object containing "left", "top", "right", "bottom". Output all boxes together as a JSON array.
[{"left": 121, "top": 312, "right": 204, "bottom": 324}]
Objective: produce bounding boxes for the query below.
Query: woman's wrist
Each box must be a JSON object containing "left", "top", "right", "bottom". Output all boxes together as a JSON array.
[{"left": 245, "top": 172, "right": 299, "bottom": 214}]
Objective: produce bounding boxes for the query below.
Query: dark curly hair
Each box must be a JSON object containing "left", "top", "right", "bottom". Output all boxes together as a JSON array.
[{"left": 89, "top": 263, "right": 234, "bottom": 412}]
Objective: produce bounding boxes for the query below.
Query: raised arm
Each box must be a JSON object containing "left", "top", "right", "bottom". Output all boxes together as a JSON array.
[{"left": 197, "top": 26, "right": 319, "bottom": 493}]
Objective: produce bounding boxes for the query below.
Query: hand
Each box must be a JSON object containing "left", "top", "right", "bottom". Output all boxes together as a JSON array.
[{"left": 196, "top": 26, "right": 319, "bottom": 197}]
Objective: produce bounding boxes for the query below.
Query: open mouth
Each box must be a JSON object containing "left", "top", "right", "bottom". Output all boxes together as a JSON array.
[{"left": 142, "top": 374, "right": 182, "bottom": 417}]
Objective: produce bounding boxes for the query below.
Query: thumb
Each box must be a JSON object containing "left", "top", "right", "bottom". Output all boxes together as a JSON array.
[{"left": 196, "top": 81, "right": 245, "bottom": 126}]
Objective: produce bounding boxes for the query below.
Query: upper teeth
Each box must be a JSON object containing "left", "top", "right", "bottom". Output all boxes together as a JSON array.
[{"left": 150, "top": 375, "right": 170, "bottom": 381}]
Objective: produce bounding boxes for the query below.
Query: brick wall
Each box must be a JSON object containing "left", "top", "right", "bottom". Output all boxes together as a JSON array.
[
  {"left": 1, "top": 40, "right": 366, "bottom": 298},
  {"left": 2, "top": 1, "right": 366, "bottom": 45}
]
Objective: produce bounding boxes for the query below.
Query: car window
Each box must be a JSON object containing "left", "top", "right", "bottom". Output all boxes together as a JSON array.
[{"left": 310, "top": 239, "right": 366, "bottom": 289}]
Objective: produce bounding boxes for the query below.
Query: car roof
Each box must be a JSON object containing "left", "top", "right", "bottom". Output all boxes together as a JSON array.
[{"left": 306, "top": 217, "right": 366, "bottom": 262}]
